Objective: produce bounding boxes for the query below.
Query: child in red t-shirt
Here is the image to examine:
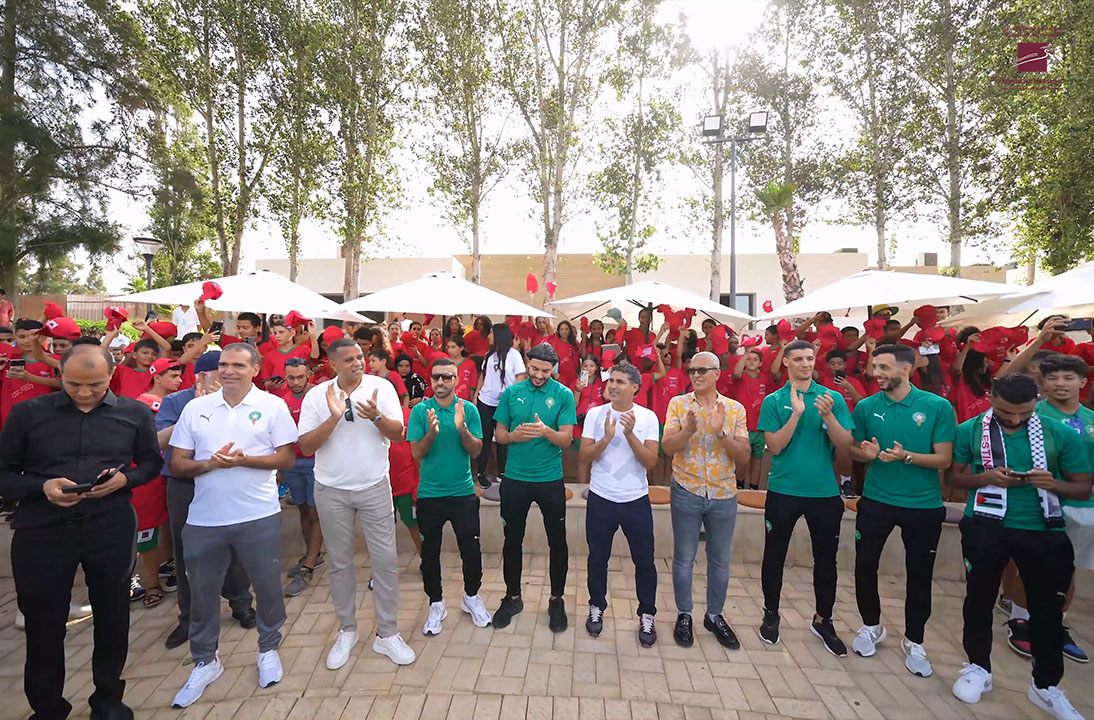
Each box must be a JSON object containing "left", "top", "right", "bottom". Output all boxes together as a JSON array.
[
  {"left": 0, "top": 320, "right": 60, "bottom": 427},
  {"left": 132, "top": 393, "right": 173, "bottom": 608},
  {"left": 260, "top": 320, "right": 316, "bottom": 391},
  {"left": 369, "top": 349, "right": 410, "bottom": 406},
  {"left": 729, "top": 347, "right": 782, "bottom": 490},
  {"left": 389, "top": 407, "right": 422, "bottom": 557}
]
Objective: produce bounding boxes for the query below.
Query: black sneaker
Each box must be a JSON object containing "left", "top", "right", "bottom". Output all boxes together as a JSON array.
[
  {"left": 586, "top": 605, "right": 604, "bottom": 637},
  {"left": 548, "top": 597, "right": 567, "bottom": 632},
  {"left": 839, "top": 480, "right": 857, "bottom": 499},
  {"left": 1063, "top": 627, "right": 1089, "bottom": 663},
  {"left": 492, "top": 596, "right": 524, "bottom": 629},
  {"left": 673, "top": 613, "right": 694, "bottom": 647},
  {"left": 163, "top": 574, "right": 178, "bottom": 593},
  {"left": 165, "top": 623, "right": 188, "bottom": 650},
  {"left": 639, "top": 613, "right": 656, "bottom": 647},
  {"left": 476, "top": 473, "right": 491, "bottom": 489},
  {"left": 736, "top": 479, "right": 745, "bottom": 490},
  {"left": 811, "top": 617, "right": 848, "bottom": 657},
  {"left": 704, "top": 614, "right": 740, "bottom": 650},
  {"left": 129, "top": 576, "right": 146, "bottom": 603},
  {"left": 233, "top": 607, "right": 257, "bottom": 629},
  {"left": 159, "top": 559, "right": 176, "bottom": 578},
  {"left": 1006, "top": 618, "right": 1032, "bottom": 658},
  {"left": 759, "top": 609, "right": 781, "bottom": 645}
]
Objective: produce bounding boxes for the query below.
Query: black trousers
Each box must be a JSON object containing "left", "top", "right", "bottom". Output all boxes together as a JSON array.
[
  {"left": 500, "top": 477, "right": 568, "bottom": 598},
  {"left": 586, "top": 491, "right": 657, "bottom": 616},
  {"left": 854, "top": 497, "right": 945, "bottom": 643},
  {"left": 13, "top": 504, "right": 136, "bottom": 720},
  {"left": 476, "top": 402, "right": 507, "bottom": 477},
  {"left": 418, "top": 494, "right": 483, "bottom": 603},
  {"left": 761, "top": 491, "right": 844, "bottom": 619},
  {"left": 960, "top": 516, "right": 1074, "bottom": 688}
]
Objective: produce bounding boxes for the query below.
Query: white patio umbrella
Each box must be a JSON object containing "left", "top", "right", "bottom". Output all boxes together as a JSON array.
[
  {"left": 941, "top": 260, "right": 1094, "bottom": 328},
  {"left": 753, "top": 270, "right": 1019, "bottom": 323},
  {"left": 338, "top": 272, "right": 554, "bottom": 318},
  {"left": 111, "top": 270, "right": 368, "bottom": 322},
  {"left": 547, "top": 280, "right": 755, "bottom": 329}
]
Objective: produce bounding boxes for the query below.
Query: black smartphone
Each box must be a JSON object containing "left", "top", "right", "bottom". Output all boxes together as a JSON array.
[
  {"left": 61, "top": 467, "right": 118, "bottom": 494},
  {"left": 1006, "top": 470, "right": 1031, "bottom": 482},
  {"left": 833, "top": 370, "right": 847, "bottom": 381},
  {"left": 1065, "top": 318, "right": 1092, "bottom": 332},
  {"left": 210, "top": 321, "right": 224, "bottom": 334},
  {"left": 8, "top": 358, "right": 25, "bottom": 369},
  {"left": 268, "top": 375, "right": 284, "bottom": 384}
]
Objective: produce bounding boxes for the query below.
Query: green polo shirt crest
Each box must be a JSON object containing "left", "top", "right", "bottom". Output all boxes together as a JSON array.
[
  {"left": 494, "top": 377, "right": 577, "bottom": 483},
  {"left": 851, "top": 385, "right": 956, "bottom": 509},
  {"left": 407, "top": 397, "right": 483, "bottom": 498},
  {"left": 758, "top": 380, "right": 854, "bottom": 498},
  {"left": 1035, "top": 400, "right": 1094, "bottom": 508}
]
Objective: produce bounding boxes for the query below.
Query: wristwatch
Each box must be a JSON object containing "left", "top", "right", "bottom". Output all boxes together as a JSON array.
[
  {"left": 903, "top": 453, "right": 914, "bottom": 465},
  {"left": 371, "top": 414, "right": 383, "bottom": 426},
  {"left": 716, "top": 430, "right": 728, "bottom": 439}
]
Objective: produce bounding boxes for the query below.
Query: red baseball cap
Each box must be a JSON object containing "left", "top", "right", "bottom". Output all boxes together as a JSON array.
[
  {"left": 40, "top": 317, "right": 81, "bottom": 340},
  {"left": 43, "top": 301, "right": 64, "bottom": 320},
  {"left": 136, "top": 393, "right": 162, "bottom": 412},
  {"left": 150, "top": 358, "right": 182, "bottom": 376},
  {"left": 913, "top": 304, "right": 938, "bottom": 329},
  {"left": 322, "top": 326, "right": 346, "bottom": 345},
  {"left": 146, "top": 321, "right": 178, "bottom": 339},
  {"left": 123, "top": 342, "right": 136, "bottom": 353}
]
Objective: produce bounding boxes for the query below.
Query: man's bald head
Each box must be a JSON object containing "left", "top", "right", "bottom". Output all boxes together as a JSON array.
[
  {"left": 60, "top": 343, "right": 115, "bottom": 374},
  {"left": 60, "top": 343, "right": 115, "bottom": 410}
]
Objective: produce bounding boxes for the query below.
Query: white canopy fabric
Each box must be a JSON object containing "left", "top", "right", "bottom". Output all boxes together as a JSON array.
[
  {"left": 547, "top": 280, "right": 755, "bottom": 329},
  {"left": 338, "top": 272, "right": 554, "bottom": 318},
  {"left": 941, "top": 261, "right": 1094, "bottom": 328},
  {"left": 111, "top": 270, "right": 368, "bottom": 322},
  {"left": 753, "top": 270, "right": 1018, "bottom": 323}
]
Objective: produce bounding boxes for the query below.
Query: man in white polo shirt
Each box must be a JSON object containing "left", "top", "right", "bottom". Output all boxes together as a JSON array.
[
  {"left": 167, "top": 342, "right": 299, "bottom": 708},
  {"left": 297, "top": 338, "right": 416, "bottom": 670}
]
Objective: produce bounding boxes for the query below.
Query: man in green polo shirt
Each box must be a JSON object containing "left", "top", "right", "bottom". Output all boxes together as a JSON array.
[
  {"left": 408, "top": 357, "right": 491, "bottom": 636},
  {"left": 491, "top": 343, "right": 576, "bottom": 632},
  {"left": 756, "top": 339, "right": 854, "bottom": 657},
  {"left": 848, "top": 344, "right": 956, "bottom": 677},
  {"left": 948, "top": 373, "right": 1091, "bottom": 716}
]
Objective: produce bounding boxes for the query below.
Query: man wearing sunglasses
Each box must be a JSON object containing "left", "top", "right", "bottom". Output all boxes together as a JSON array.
[
  {"left": 408, "top": 357, "right": 492, "bottom": 635},
  {"left": 296, "top": 339, "right": 416, "bottom": 671},
  {"left": 662, "top": 351, "right": 750, "bottom": 650}
]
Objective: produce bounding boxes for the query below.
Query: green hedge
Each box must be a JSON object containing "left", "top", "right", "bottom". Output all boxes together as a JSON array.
[{"left": 76, "top": 319, "right": 142, "bottom": 341}]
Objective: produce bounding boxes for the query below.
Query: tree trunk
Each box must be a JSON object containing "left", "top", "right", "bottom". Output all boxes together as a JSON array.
[
  {"left": 201, "top": 7, "right": 229, "bottom": 276},
  {"left": 943, "top": 4, "right": 962, "bottom": 275},
  {"left": 710, "top": 144, "right": 723, "bottom": 301},
  {"left": 1, "top": 0, "right": 19, "bottom": 294},
  {"left": 231, "top": 24, "right": 247, "bottom": 276},
  {"left": 874, "top": 198, "right": 887, "bottom": 270},
  {"left": 773, "top": 211, "right": 804, "bottom": 301},
  {"left": 471, "top": 190, "right": 481, "bottom": 285},
  {"left": 288, "top": 222, "right": 299, "bottom": 282}
]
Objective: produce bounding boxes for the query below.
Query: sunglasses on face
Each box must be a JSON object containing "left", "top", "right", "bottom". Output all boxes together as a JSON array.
[
  {"left": 431, "top": 373, "right": 457, "bottom": 381},
  {"left": 344, "top": 397, "right": 354, "bottom": 422},
  {"left": 687, "top": 366, "right": 717, "bottom": 376}
]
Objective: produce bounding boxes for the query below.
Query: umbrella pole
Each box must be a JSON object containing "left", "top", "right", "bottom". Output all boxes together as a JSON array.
[{"left": 566, "top": 301, "right": 611, "bottom": 323}]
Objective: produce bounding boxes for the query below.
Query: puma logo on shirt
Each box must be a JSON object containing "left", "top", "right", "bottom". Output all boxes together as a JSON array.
[{"left": 873, "top": 412, "right": 886, "bottom": 421}]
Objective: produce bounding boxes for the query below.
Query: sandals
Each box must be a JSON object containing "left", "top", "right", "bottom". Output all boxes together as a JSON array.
[{"left": 142, "top": 588, "right": 165, "bottom": 608}]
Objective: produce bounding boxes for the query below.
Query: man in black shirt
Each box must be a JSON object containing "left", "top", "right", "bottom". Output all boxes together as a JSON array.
[{"left": 0, "top": 344, "right": 161, "bottom": 720}]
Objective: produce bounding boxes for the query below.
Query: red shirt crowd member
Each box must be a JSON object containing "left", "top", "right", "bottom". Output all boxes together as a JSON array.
[
  {"left": 388, "top": 406, "right": 421, "bottom": 553},
  {"left": 548, "top": 321, "right": 582, "bottom": 390},
  {"left": 174, "top": 331, "right": 220, "bottom": 390},
  {"left": 276, "top": 358, "right": 315, "bottom": 461},
  {"left": 109, "top": 338, "right": 163, "bottom": 399},
  {"left": 580, "top": 318, "right": 605, "bottom": 361},
  {"left": 260, "top": 321, "right": 313, "bottom": 390},
  {"left": 623, "top": 308, "right": 656, "bottom": 360},
  {"left": 387, "top": 321, "right": 404, "bottom": 356},
  {"left": 441, "top": 336, "right": 477, "bottom": 402},
  {"left": 819, "top": 349, "right": 867, "bottom": 410},
  {"left": 146, "top": 358, "right": 184, "bottom": 402},
  {"left": 1074, "top": 326, "right": 1094, "bottom": 404},
  {"left": 368, "top": 349, "right": 410, "bottom": 407},
  {"left": 949, "top": 330, "right": 994, "bottom": 423},
  {"left": 463, "top": 316, "right": 492, "bottom": 357},
  {"left": 573, "top": 355, "right": 606, "bottom": 440},
  {"left": 760, "top": 325, "right": 788, "bottom": 388},
  {"left": 652, "top": 345, "right": 689, "bottom": 427},
  {"left": 0, "top": 320, "right": 60, "bottom": 426}
]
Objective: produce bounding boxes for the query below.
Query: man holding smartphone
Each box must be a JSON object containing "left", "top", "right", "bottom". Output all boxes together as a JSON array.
[{"left": 0, "top": 343, "right": 162, "bottom": 720}]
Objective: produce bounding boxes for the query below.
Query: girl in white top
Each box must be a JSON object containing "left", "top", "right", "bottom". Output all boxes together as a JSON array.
[{"left": 475, "top": 323, "right": 527, "bottom": 486}]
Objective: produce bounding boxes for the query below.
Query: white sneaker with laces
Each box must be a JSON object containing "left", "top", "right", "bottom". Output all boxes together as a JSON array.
[
  {"left": 257, "top": 649, "right": 283, "bottom": 688},
  {"left": 1029, "top": 682, "right": 1086, "bottom": 720},
  {"left": 424, "top": 601, "right": 448, "bottom": 635},
  {"left": 172, "top": 656, "right": 223, "bottom": 708},
  {"left": 852, "top": 624, "right": 886, "bottom": 657},
  {"left": 952, "top": 663, "right": 993, "bottom": 704},
  {"left": 326, "top": 629, "right": 359, "bottom": 670},
  {"left": 902, "top": 638, "right": 933, "bottom": 677},
  {"left": 373, "top": 632, "right": 416, "bottom": 665},
  {"left": 461, "top": 594, "right": 492, "bottom": 628}
]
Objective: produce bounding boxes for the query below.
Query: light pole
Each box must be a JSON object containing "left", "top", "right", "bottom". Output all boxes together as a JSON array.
[
  {"left": 702, "top": 111, "right": 768, "bottom": 312},
  {"left": 134, "top": 236, "right": 163, "bottom": 319}
]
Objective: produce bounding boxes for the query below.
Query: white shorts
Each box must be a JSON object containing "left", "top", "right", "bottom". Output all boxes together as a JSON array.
[{"left": 1063, "top": 505, "right": 1094, "bottom": 571}]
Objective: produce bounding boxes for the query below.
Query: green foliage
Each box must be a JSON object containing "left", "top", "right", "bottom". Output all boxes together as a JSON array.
[
  {"left": 77, "top": 320, "right": 142, "bottom": 341},
  {"left": 19, "top": 256, "right": 107, "bottom": 295}
]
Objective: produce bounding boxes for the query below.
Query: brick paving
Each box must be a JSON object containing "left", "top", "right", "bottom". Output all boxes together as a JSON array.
[{"left": 0, "top": 550, "right": 1091, "bottom": 719}]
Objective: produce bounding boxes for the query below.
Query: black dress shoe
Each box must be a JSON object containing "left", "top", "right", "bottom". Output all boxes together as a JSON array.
[
  {"left": 165, "top": 623, "right": 188, "bottom": 650},
  {"left": 233, "top": 607, "right": 257, "bottom": 629},
  {"left": 673, "top": 613, "right": 694, "bottom": 648},
  {"left": 703, "top": 614, "right": 740, "bottom": 649}
]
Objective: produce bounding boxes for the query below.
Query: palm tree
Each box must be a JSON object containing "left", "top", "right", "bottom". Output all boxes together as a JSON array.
[{"left": 756, "top": 181, "right": 805, "bottom": 302}]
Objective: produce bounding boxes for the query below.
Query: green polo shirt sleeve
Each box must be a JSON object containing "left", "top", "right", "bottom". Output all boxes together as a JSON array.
[
  {"left": 407, "top": 403, "right": 428, "bottom": 443},
  {"left": 954, "top": 416, "right": 976, "bottom": 465},
  {"left": 852, "top": 401, "right": 868, "bottom": 444},
  {"left": 931, "top": 397, "right": 958, "bottom": 446},
  {"left": 464, "top": 399, "right": 484, "bottom": 439},
  {"left": 557, "top": 387, "right": 577, "bottom": 427},
  {"left": 757, "top": 392, "right": 782, "bottom": 434},
  {"left": 494, "top": 386, "right": 514, "bottom": 429},
  {"left": 830, "top": 389, "right": 854, "bottom": 433}
]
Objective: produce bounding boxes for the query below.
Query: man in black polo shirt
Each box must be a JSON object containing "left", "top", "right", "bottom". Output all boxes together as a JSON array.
[{"left": 0, "top": 344, "right": 161, "bottom": 720}]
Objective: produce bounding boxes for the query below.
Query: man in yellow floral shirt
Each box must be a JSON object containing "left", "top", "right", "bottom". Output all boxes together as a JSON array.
[{"left": 662, "top": 351, "right": 750, "bottom": 650}]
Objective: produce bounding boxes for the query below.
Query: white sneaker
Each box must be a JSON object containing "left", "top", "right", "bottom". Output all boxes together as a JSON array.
[
  {"left": 852, "top": 624, "right": 886, "bottom": 657},
  {"left": 326, "top": 629, "right": 359, "bottom": 670},
  {"left": 902, "top": 638, "right": 933, "bottom": 678},
  {"left": 1029, "top": 682, "right": 1086, "bottom": 720},
  {"left": 423, "top": 601, "right": 448, "bottom": 635},
  {"left": 373, "top": 632, "right": 416, "bottom": 666},
  {"left": 257, "top": 649, "right": 282, "bottom": 688},
  {"left": 171, "top": 656, "right": 223, "bottom": 708},
  {"left": 952, "top": 663, "right": 993, "bottom": 704},
  {"left": 461, "top": 594, "right": 492, "bottom": 628}
]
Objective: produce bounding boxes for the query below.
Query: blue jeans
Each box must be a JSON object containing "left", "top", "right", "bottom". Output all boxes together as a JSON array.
[
  {"left": 670, "top": 482, "right": 738, "bottom": 616},
  {"left": 282, "top": 457, "right": 316, "bottom": 507}
]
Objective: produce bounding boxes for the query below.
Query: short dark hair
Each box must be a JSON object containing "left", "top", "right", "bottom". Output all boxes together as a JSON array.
[
  {"left": 765, "top": 324, "right": 778, "bottom": 335},
  {"left": 784, "top": 339, "right": 813, "bottom": 355},
  {"left": 221, "top": 341, "right": 259, "bottom": 366},
  {"left": 0, "top": 326, "right": 11, "bottom": 334},
  {"left": 269, "top": 320, "right": 288, "bottom": 330},
  {"left": 15, "top": 319, "right": 42, "bottom": 332},
  {"left": 72, "top": 336, "right": 102, "bottom": 347},
  {"left": 610, "top": 360, "right": 642, "bottom": 386},
  {"left": 353, "top": 327, "right": 372, "bottom": 341},
  {"left": 527, "top": 342, "right": 559, "bottom": 365},
  {"left": 394, "top": 352, "right": 414, "bottom": 368},
  {"left": 825, "top": 349, "right": 847, "bottom": 362},
  {"left": 841, "top": 326, "right": 859, "bottom": 334},
  {"left": 1039, "top": 354, "right": 1090, "bottom": 379},
  {"left": 60, "top": 344, "right": 114, "bottom": 373},
  {"left": 432, "top": 356, "right": 456, "bottom": 369},
  {"left": 681, "top": 350, "right": 697, "bottom": 363},
  {"left": 1037, "top": 315, "right": 1068, "bottom": 330},
  {"left": 873, "top": 343, "right": 916, "bottom": 366},
  {"left": 236, "top": 312, "right": 261, "bottom": 328},
  {"left": 957, "top": 326, "right": 980, "bottom": 344},
  {"left": 1031, "top": 349, "right": 1057, "bottom": 366},
  {"left": 368, "top": 348, "right": 391, "bottom": 363},
  {"left": 134, "top": 338, "right": 160, "bottom": 353},
  {"left": 182, "top": 332, "right": 203, "bottom": 344},
  {"left": 885, "top": 319, "right": 901, "bottom": 329},
  {"left": 170, "top": 339, "right": 185, "bottom": 353},
  {"left": 327, "top": 338, "right": 358, "bottom": 357},
  {"left": 992, "top": 373, "right": 1038, "bottom": 404}
]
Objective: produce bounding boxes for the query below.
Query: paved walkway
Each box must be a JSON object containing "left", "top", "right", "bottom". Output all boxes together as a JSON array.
[{"left": 0, "top": 550, "right": 1091, "bottom": 720}]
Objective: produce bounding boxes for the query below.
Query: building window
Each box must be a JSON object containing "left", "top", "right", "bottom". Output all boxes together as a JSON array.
[{"left": 719, "top": 293, "right": 754, "bottom": 316}]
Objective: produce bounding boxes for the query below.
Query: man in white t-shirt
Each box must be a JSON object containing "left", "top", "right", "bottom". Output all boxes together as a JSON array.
[
  {"left": 172, "top": 304, "right": 199, "bottom": 337},
  {"left": 297, "top": 338, "right": 416, "bottom": 671},
  {"left": 167, "top": 343, "right": 299, "bottom": 708},
  {"left": 579, "top": 360, "right": 660, "bottom": 647}
]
